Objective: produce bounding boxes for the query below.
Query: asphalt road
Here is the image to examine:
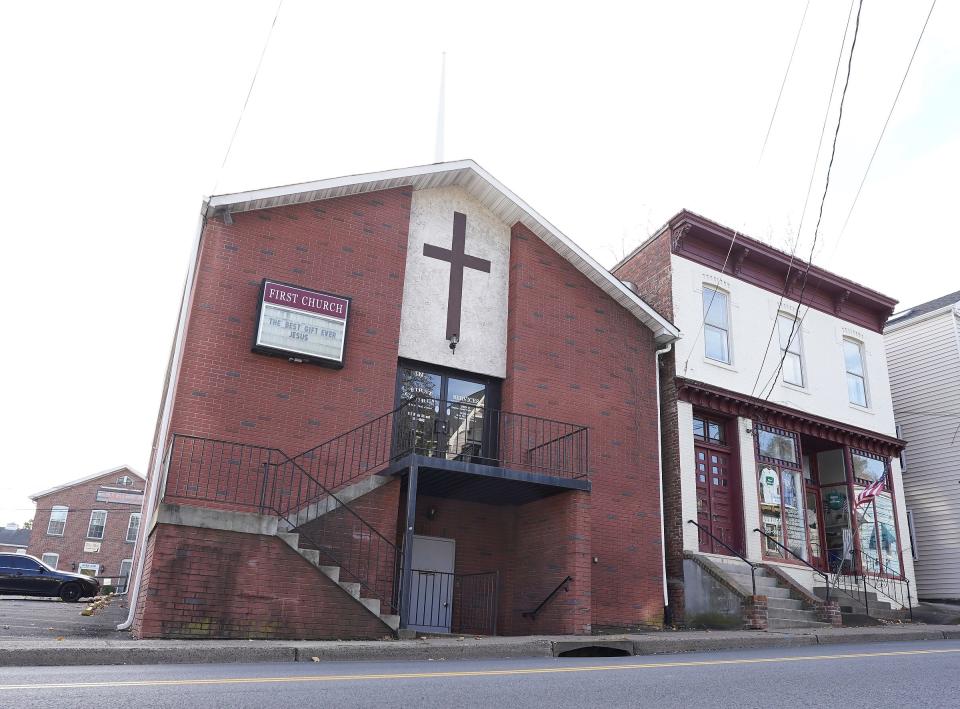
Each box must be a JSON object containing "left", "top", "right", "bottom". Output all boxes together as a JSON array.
[
  {"left": 0, "top": 599, "right": 127, "bottom": 639},
  {"left": 2, "top": 640, "right": 959, "bottom": 708}
]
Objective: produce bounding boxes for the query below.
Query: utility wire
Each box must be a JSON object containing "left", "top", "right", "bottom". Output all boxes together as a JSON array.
[
  {"left": 680, "top": 3, "right": 819, "bottom": 376},
  {"left": 761, "top": 0, "right": 864, "bottom": 401},
  {"left": 751, "top": 0, "right": 857, "bottom": 398},
  {"left": 833, "top": 0, "right": 938, "bottom": 249},
  {"left": 210, "top": 0, "right": 285, "bottom": 197},
  {"left": 759, "top": 0, "right": 812, "bottom": 163}
]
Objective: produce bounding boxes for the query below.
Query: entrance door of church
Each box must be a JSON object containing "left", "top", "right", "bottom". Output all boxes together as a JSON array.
[{"left": 396, "top": 363, "right": 498, "bottom": 462}]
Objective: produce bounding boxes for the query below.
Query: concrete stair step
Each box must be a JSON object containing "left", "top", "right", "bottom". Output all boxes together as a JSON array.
[
  {"left": 319, "top": 565, "right": 340, "bottom": 583},
  {"left": 277, "top": 532, "right": 300, "bottom": 550},
  {"left": 766, "top": 597, "right": 806, "bottom": 611},
  {"left": 379, "top": 614, "right": 401, "bottom": 631},
  {"left": 359, "top": 597, "right": 381, "bottom": 616},
  {"left": 767, "top": 618, "right": 831, "bottom": 630},
  {"left": 297, "top": 548, "right": 320, "bottom": 565},
  {"left": 767, "top": 607, "right": 821, "bottom": 622},
  {"left": 338, "top": 581, "right": 361, "bottom": 599}
]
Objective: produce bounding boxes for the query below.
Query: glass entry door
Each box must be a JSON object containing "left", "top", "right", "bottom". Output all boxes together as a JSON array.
[{"left": 397, "top": 364, "right": 496, "bottom": 462}]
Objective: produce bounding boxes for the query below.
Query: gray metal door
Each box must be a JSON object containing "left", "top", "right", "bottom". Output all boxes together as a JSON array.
[{"left": 408, "top": 535, "right": 456, "bottom": 633}]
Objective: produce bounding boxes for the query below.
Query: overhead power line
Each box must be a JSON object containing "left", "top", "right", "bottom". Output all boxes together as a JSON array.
[
  {"left": 761, "top": 0, "right": 864, "bottom": 401},
  {"left": 211, "top": 0, "right": 285, "bottom": 196},
  {"left": 751, "top": 0, "right": 858, "bottom": 398},
  {"left": 758, "top": 0, "right": 812, "bottom": 163},
  {"left": 834, "top": 0, "right": 938, "bottom": 247}
]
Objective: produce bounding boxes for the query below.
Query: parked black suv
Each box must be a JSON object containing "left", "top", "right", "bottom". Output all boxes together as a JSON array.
[{"left": 0, "top": 553, "right": 100, "bottom": 601}]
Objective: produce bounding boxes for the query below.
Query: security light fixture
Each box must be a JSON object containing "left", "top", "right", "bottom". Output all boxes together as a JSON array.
[{"left": 448, "top": 333, "right": 460, "bottom": 353}]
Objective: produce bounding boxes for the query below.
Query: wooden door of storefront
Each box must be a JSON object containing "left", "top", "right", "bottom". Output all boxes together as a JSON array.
[{"left": 695, "top": 445, "right": 743, "bottom": 555}]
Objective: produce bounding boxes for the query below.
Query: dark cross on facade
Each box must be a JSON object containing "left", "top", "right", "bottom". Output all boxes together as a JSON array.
[{"left": 423, "top": 211, "right": 491, "bottom": 339}]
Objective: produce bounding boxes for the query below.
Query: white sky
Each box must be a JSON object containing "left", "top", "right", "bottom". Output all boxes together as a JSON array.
[{"left": 1, "top": 1, "right": 957, "bottom": 525}]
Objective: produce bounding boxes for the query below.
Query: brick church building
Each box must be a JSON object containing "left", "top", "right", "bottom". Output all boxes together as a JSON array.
[{"left": 123, "top": 160, "right": 679, "bottom": 639}]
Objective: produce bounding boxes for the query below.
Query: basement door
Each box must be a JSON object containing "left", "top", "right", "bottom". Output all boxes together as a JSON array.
[{"left": 408, "top": 535, "right": 456, "bottom": 633}]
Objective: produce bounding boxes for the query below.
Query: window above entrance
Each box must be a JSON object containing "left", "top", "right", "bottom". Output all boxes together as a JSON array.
[{"left": 693, "top": 414, "right": 726, "bottom": 445}]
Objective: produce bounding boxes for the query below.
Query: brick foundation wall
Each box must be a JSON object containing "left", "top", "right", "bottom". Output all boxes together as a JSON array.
[
  {"left": 503, "top": 223, "right": 664, "bottom": 631},
  {"left": 27, "top": 470, "right": 144, "bottom": 582},
  {"left": 743, "top": 595, "right": 768, "bottom": 630},
  {"left": 132, "top": 523, "right": 390, "bottom": 640}
]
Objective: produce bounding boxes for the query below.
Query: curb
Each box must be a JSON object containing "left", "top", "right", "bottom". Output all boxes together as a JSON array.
[{"left": 0, "top": 628, "right": 956, "bottom": 668}]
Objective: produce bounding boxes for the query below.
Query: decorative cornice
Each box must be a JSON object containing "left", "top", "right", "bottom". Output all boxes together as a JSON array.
[
  {"left": 675, "top": 377, "right": 905, "bottom": 456},
  {"left": 667, "top": 210, "right": 897, "bottom": 333}
]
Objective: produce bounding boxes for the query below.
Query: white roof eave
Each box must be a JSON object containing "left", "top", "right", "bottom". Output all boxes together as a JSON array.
[{"left": 205, "top": 160, "right": 679, "bottom": 342}]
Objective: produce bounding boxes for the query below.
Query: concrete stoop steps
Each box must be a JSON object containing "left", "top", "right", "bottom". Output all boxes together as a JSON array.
[
  {"left": 705, "top": 556, "right": 830, "bottom": 630},
  {"left": 278, "top": 474, "right": 391, "bottom": 532},
  {"left": 276, "top": 531, "right": 399, "bottom": 632},
  {"left": 812, "top": 586, "right": 909, "bottom": 624}
]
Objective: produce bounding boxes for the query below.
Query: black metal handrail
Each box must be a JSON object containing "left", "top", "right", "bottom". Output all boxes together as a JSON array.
[
  {"left": 522, "top": 575, "right": 573, "bottom": 620},
  {"left": 163, "top": 434, "right": 399, "bottom": 613},
  {"left": 858, "top": 547, "right": 914, "bottom": 621},
  {"left": 399, "top": 397, "right": 589, "bottom": 480},
  {"left": 687, "top": 520, "right": 757, "bottom": 596},
  {"left": 753, "top": 527, "right": 831, "bottom": 604}
]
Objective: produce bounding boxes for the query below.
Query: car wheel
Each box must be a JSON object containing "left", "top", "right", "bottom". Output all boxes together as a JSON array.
[{"left": 59, "top": 583, "right": 82, "bottom": 602}]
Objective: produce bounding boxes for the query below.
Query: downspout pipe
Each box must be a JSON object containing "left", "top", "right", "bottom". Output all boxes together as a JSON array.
[
  {"left": 117, "top": 206, "right": 207, "bottom": 631},
  {"left": 655, "top": 341, "right": 674, "bottom": 611}
]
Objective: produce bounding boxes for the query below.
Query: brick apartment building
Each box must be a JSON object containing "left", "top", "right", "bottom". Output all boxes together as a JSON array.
[
  {"left": 122, "top": 160, "right": 680, "bottom": 640},
  {"left": 27, "top": 466, "right": 145, "bottom": 591}
]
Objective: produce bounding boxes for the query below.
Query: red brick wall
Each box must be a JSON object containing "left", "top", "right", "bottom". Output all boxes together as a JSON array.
[
  {"left": 166, "top": 187, "right": 412, "bottom": 464},
  {"left": 27, "top": 470, "right": 143, "bottom": 581},
  {"left": 132, "top": 523, "right": 391, "bottom": 639},
  {"left": 613, "top": 229, "right": 674, "bottom": 321},
  {"left": 413, "top": 491, "right": 591, "bottom": 635},
  {"left": 614, "top": 228, "right": 687, "bottom": 624},
  {"left": 503, "top": 223, "right": 664, "bottom": 631}
]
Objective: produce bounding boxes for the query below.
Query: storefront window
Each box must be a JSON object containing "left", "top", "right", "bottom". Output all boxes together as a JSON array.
[
  {"left": 758, "top": 466, "right": 784, "bottom": 555},
  {"left": 874, "top": 494, "right": 901, "bottom": 576},
  {"left": 783, "top": 470, "right": 807, "bottom": 560},
  {"left": 851, "top": 452, "right": 886, "bottom": 482},
  {"left": 821, "top": 485, "right": 852, "bottom": 573},
  {"left": 757, "top": 428, "right": 798, "bottom": 464}
]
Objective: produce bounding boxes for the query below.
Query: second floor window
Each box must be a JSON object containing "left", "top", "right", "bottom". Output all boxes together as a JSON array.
[
  {"left": 777, "top": 314, "right": 804, "bottom": 387},
  {"left": 702, "top": 285, "right": 731, "bottom": 364},
  {"left": 87, "top": 510, "right": 107, "bottom": 540},
  {"left": 843, "top": 338, "right": 868, "bottom": 407},
  {"left": 126, "top": 513, "right": 141, "bottom": 543},
  {"left": 47, "top": 506, "right": 68, "bottom": 536}
]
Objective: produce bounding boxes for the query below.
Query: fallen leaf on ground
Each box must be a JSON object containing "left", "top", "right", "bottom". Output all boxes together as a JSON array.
[{"left": 311, "top": 656, "right": 320, "bottom": 662}]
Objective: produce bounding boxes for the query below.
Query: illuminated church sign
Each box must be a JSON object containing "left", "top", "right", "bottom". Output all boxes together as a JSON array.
[{"left": 253, "top": 279, "right": 350, "bottom": 367}]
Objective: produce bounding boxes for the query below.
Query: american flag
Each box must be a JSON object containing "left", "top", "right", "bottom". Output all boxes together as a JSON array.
[{"left": 856, "top": 473, "right": 887, "bottom": 506}]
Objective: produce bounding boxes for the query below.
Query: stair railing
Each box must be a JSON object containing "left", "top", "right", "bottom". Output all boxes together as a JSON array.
[
  {"left": 522, "top": 575, "right": 573, "bottom": 620},
  {"left": 688, "top": 520, "right": 757, "bottom": 596},
  {"left": 753, "top": 528, "right": 832, "bottom": 604},
  {"left": 163, "top": 434, "right": 399, "bottom": 614},
  {"left": 857, "top": 548, "right": 914, "bottom": 621}
]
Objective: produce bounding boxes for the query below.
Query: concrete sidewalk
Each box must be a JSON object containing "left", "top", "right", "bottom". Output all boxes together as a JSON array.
[{"left": 1, "top": 625, "right": 958, "bottom": 667}]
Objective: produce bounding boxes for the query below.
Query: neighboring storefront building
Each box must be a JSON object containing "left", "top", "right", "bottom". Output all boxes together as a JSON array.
[
  {"left": 615, "top": 210, "right": 914, "bottom": 629},
  {"left": 26, "top": 466, "right": 144, "bottom": 592},
  {"left": 123, "top": 160, "right": 680, "bottom": 640},
  {"left": 885, "top": 290, "right": 960, "bottom": 601}
]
